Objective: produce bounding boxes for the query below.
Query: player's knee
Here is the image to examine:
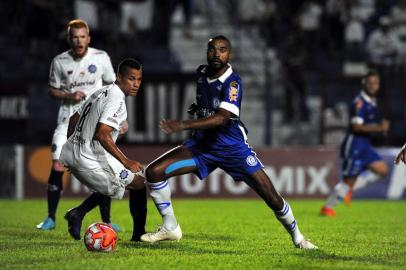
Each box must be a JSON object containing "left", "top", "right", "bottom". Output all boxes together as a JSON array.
[
  {"left": 52, "top": 160, "right": 65, "bottom": 171},
  {"left": 377, "top": 165, "right": 388, "bottom": 178},
  {"left": 145, "top": 165, "right": 164, "bottom": 182}
]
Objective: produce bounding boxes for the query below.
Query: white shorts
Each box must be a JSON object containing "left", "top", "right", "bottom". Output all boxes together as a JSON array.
[
  {"left": 51, "top": 123, "right": 68, "bottom": 160},
  {"left": 60, "top": 144, "right": 135, "bottom": 199}
]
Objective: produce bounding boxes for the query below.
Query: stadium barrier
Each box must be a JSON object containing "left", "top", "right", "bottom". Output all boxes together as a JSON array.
[{"left": 1, "top": 145, "right": 403, "bottom": 200}]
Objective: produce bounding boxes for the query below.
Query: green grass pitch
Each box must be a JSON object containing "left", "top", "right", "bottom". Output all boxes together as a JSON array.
[{"left": 0, "top": 199, "right": 405, "bottom": 270}]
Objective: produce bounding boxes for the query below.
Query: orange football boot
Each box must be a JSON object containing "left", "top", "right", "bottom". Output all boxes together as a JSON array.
[
  {"left": 344, "top": 190, "right": 353, "bottom": 206},
  {"left": 320, "top": 206, "right": 336, "bottom": 216}
]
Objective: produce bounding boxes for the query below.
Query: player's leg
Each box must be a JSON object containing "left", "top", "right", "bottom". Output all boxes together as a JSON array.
[
  {"left": 37, "top": 129, "right": 67, "bottom": 230},
  {"left": 141, "top": 145, "right": 199, "bottom": 242},
  {"left": 353, "top": 160, "right": 387, "bottom": 190},
  {"left": 321, "top": 176, "right": 356, "bottom": 215},
  {"left": 127, "top": 173, "right": 148, "bottom": 241},
  {"left": 243, "top": 169, "right": 317, "bottom": 249},
  {"left": 129, "top": 187, "right": 147, "bottom": 241},
  {"left": 344, "top": 148, "right": 386, "bottom": 205},
  {"left": 65, "top": 192, "right": 105, "bottom": 240},
  {"left": 98, "top": 194, "right": 122, "bottom": 232}
]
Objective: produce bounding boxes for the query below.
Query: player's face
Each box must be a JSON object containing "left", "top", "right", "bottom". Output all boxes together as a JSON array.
[
  {"left": 207, "top": 39, "right": 230, "bottom": 70},
  {"left": 68, "top": 27, "right": 90, "bottom": 58},
  {"left": 117, "top": 67, "right": 142, "bottom": 96},
  {"left": 364, "top": 75, "right": 380, "bottom": 96}
]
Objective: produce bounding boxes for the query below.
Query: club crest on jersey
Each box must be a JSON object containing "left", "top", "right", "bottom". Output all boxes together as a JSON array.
[
  {"left": 246, "top": 155, "right": 258, "bottom": 166},
  {"left": 119, "top": 169, "right": 129, "bottom": 180},
  {"left": 229, "top": 81, "right": 239, "bottom": 102},
  {"left": 88, "top": 64, "right": 97, "bottom": 74},
  {"left": 212, "top": 97, "right": 220, "bottom": 108}
]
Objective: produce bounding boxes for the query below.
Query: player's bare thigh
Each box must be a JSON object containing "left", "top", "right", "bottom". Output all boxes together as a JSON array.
[
  {"left": 145, "top": 145, "right": 198, "bottom": 182},
  {"left": 127, "top": 174, "right": 146, "bottom": 190},
  {"left": 368, "top": 160, "right": 388, "bottom": 177}
]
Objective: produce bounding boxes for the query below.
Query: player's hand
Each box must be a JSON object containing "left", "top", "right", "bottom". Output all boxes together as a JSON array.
[
  {"left": 119, "top": 120, "right": 129, "bottom": 135},
  {"left": 69, "top": 91, "right": 86, "bottom": 102},
  {"left": 395, "top": 144, "right": 406, "bottom": 165},
  {"left": 160, "top": 119, "right": 184, "bottom": 134},
  {"left": 124, "top": 160, "right": 143, "bottom": 173},
  {"left": 381, "top": 119, "right": 390, "bottom": 134}
]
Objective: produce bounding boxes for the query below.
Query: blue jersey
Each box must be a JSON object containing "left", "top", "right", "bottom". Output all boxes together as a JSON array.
[
  {"left": 191, "top": 64, "right": 247, "bottom": 153},
  {"left": 184, "top": 64, "right": 263, "bottom": 180},
  {"left": 340, "top": 91, "right": 382, "bottom": 177}
]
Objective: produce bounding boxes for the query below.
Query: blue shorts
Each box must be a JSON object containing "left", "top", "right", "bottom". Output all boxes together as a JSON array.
[
  {"left": 184, "top": 138, "right": 264, "bottom": 181},
  {"left": 340, "top": 135, "right": 382, "bottom": 178}
]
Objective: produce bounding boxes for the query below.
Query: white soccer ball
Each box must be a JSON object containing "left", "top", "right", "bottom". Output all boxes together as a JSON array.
[{"left": 84, "top": 222, "right": 117, "bottom": 252}]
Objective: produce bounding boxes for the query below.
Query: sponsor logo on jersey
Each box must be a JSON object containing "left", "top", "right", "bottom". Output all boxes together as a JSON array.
[
  {"left": 79, "top": 71, "right": 85, "bottom": 77},
  {"left": 246, "top": 155, "right": 258, "bottom": 166},
  {"left": 88, "top": 64, "right": 97, "bottom": 74},
  {"left": 67, "top": 70, "right": 73, "bottom": 75},
  {"left": 119, "top": 169, "right": 129, "bottom": 180},
  {"left": 69, "top": 80, "right": 96, "bottom": 89},
  {"left": 229, "top": 81, "right": 238, "bottom": 102}
]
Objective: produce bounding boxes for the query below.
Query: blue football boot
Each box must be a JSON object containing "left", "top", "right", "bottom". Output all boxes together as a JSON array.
[
  {"left": 36, "top": 217, "right": 55, "bottom": 230},
  {"left": 108, "top": 223, "right": 123, "bottom": 233}
]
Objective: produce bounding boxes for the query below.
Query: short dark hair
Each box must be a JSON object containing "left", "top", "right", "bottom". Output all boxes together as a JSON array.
[
  {"left": 363, "top": 70, "right": 379, "bottom": 79},
  {"left": 208, "top": 35, "right": 232, "bottom": 51},
  {"left": 117, "top": 58, "right": 142, "bottom": 76}
]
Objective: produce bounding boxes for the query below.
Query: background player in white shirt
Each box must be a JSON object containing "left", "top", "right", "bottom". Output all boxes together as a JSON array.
[
  {"left": 60, "top": 58, "right": 146, "bottom": 241},
  {"left": 37, "top": 19, "right": 120, "bottom": 232}
]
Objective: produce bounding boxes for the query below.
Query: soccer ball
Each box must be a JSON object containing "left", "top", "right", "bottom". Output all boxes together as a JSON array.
[{"left": 84, "top": 222, "right": 117, "bottom": 252}]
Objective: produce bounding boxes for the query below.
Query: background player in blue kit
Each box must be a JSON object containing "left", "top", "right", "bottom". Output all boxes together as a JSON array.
[
  {"left": 139, "top": 35, "right": 317, "bottom": 249},
  {"left": 321, "top": 71, "right": 390, "bottom": 216}
]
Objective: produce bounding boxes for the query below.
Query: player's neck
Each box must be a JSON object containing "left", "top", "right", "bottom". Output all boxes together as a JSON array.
[
  {"left": 206, "top": 65, "right": 228, "bottom": 80},
  {"left": 70, "top": 48, "right": 88, "bottom": 60}
]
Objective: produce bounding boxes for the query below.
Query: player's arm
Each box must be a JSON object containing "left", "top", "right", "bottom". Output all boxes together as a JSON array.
[
  {"left": 94, "top": 123, "right": 142, "bottom": 172},
  {"left": 160, "top": 108, "right": 232, "bottom": 134},
  {"left": 352, "top": 119, "right": 390, "bottom": 134},
  {"left": 48, "top": 86, "right": 86, "bottom": 102},
  {"left": 395, "top": 143, "right": 406, "bottom": 165},
  {"left": 67, "top": 112, "right": 80, "bottom": 138}
]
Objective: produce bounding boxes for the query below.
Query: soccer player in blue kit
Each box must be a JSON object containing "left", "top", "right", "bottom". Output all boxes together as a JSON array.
[
  {"left": 321, "top": 71, "right": 390, "bottom": 216},
  {"left": 139, "top": 35, "right": 317, "bottom": 249}
]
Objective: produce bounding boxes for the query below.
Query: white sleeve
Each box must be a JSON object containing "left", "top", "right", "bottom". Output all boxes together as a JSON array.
[
  {"left": 48, "top": 58, "right": 61, "bottom": 89},
  {"left": 99, "top": 91, "right": 125, "bottom": 130},
  {"left": 102, "top": 53, "right": 116, "bottom": 84}
]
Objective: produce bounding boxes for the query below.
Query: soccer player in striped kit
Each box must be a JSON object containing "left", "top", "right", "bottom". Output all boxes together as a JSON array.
[
  {"left": 321, "top": 71, "right": 390, "bottom": 216},
  {"left": 140, "top": 35, "right": 317, "bottom": 249}
]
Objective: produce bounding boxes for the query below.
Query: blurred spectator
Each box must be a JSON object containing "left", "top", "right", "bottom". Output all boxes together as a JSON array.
[
  {"left": 298, "top": 0, "right": 323, "bottom": 61},
  {"left": 323, "top": 0, "right": 346, "bottom": 57},
  {"left": 389, "top": 0, "right": 406, "bottom": 26},
  {"left": 281, "top": 21, "right": 309, "bottom": 122},
  {"left": 366, "top": 16, "right": 401, "bottom": 66},
  {"left": 344, "top": 8, "right": 365, "bottom": 61},
  {"left": 150, "top": 0, "right": 193, "bottom": 47}
]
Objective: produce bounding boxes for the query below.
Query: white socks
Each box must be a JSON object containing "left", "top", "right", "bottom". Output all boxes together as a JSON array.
[
  {"left": 274, "top": 201, "right": 304, "bottom": 245},
  {"left": 353, "top": 171, "right": 381, "bottom": 190},
  {"left": 324, "top": 182, "right": 350, "bottom": 208},
  {"left": 148, "top": 181, "right": 178, "bottom": 230}
]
